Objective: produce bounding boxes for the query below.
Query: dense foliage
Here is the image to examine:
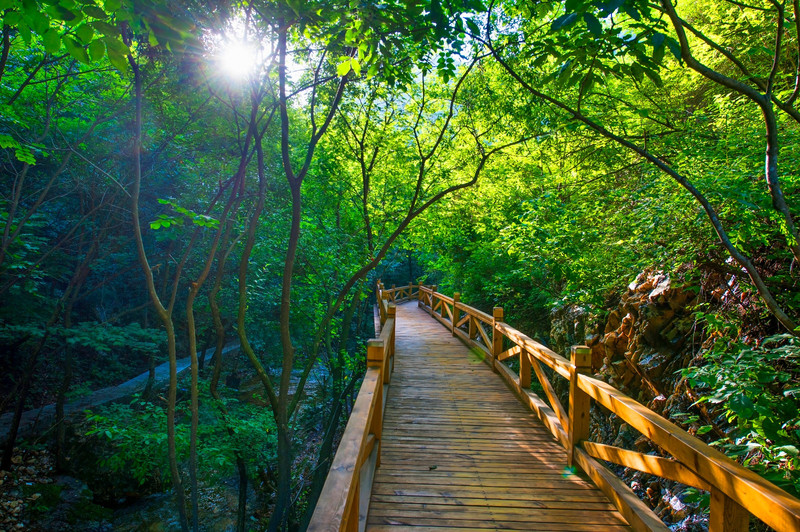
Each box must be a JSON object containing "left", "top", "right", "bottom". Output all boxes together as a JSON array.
[{"left": 1, "top": 0, "right": 800, "bottom": 529}]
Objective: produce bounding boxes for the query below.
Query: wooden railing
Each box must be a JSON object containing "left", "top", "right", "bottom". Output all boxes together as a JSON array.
[
  {"left": 375, "top": 281, "right": 419, "bottom": 325},
  {"left": 307, "top": 286, "right": 397, "bottom": 532},
  {"left": 418, "top": 286, "right": 800, "bottom": 532}
]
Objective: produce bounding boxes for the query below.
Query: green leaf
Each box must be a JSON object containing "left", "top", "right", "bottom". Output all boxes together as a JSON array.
[
  {"left": 108, "top": 50, "right": 128, "bottom": 73},
  {"left": 29, "top": 11, "right": 50, "bottom": 35},
  {"left": 91, "top": 20, "right": 119, "bottom": 36},
  {"left": 336, "top": 59, "right": 351, "bottom": 77},
  {"left": 42, "top": 29, "right": 61, "bottom": 54},
  {"left": 0, "top": 134, "right": 18, "bottom": 150},
  {"left": 761, "top": 418, "right": 782, "bottom": 441},
  {"left": 594, "top": 0, "right": 625, "bottom": 17},
  {"left": 643, "top": 67, "right": 662, "bottom": 87},
  {"left": 3, "top": 11, "right": 22, "bottom": 26},
  {"left": 583, "top": 13, "right": 601, "bottom": 36},
  {"left": 64, "top": 36, "right": 89, "bottom": 63},
  {"left": 88, "top": 39, "right": 105, "bottom": 61},
  {"left": 729, "top": 394, "right": 755, "bottom": 420},
  {"left": 650, "top": 32, "right": 665, "bottom": 49},
  {"left": 75, "top": 23, "right": 94, "bottom": 45},
  {"left": 775, "top": 445, "right": 799, "bottom": 456},
  {"left": 103, "top": 34, "right": 128, "bottom": 55},
  {"left": 666, "top": 37, "right": 682, "bottom": 61},
  {"left": 580, "top": 73, "right": 594, "bottom": 94},
  {"left": 15, "top": 146, "right": 36, "bottom": 165},
  {"left": 45, "top": 4, "right": 76, "bottom": 22},
  {"left": 83, "top": 5, "right": 107, "bottom": 18},
  {"left": 551, "top": 13, "right": 579, "bottom": 32},
  {"left": 350, "top": 58, "right": 361, "bottom": 76}
]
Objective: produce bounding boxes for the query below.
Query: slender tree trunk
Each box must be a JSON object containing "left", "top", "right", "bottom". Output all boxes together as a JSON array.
[
  {"left": 127, "top": 53, "right": 189, "bottom": 531},
  {"left": 1, "top": 336, "right": 47, "bottom": 470},
  {"left": 55, "top": 338, "right": 73, "bottom": 471}
]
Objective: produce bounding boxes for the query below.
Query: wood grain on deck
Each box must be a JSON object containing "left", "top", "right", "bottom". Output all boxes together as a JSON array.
[{"left": 367, "top": 302, "right": 631, "bottom": 531}]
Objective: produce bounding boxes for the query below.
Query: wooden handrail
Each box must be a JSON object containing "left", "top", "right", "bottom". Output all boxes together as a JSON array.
[
  {"left": 308, "top": 297, "right": 398, "bottom": 532},
  {"left": 418, "top": 287, "right": 800, "bottom": 532},
  {"left": 376, "top": 280, "right": 419, "bottom": 310}
]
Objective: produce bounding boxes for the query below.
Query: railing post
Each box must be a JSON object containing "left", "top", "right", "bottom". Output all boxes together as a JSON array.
[
  {"left": 709, "top": 488, "right": 749, "bottom": 532},
  {"left": 381, "top": 292, "right": 390, "bottom": 326},
  {"left": 568, "top": 345, "right": 591, "bottom": 468},
  {"left": 452, "top": 292, "right": 460, "bottom": 336},
  {"left": 367, "top": 339, "right": 384, "bottom": 468},
  {"left": 348, "top": 481, "right": 359, "bottom": 532},
  {"left": 385, "top": 305, "right": 396, "bottom": 383},
  {"left": 492, "top": 307, "right": 503, "bottom": 372},
  {"left": 391, "top": 284, "right": 396, "bottom": 302},
  {"left": 520, "top": 349, "right": 531, "bottom": 390},
  {"left": 417, "top": 284, "right": 423, "bottom": 306}
]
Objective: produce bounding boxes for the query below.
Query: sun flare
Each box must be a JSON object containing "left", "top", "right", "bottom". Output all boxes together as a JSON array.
[{"left": 217, "top": 40, "right": 257, "bottom": 80}]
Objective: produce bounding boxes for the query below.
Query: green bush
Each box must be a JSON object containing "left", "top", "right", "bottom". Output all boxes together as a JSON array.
[
  {"left": 683, "top": 330, "right": 800, "bottom": 495},
  {"left": 83, "top": 389, "right": 277, "bottom": 489}
]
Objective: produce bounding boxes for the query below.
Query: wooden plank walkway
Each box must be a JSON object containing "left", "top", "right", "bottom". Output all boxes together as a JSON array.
[{"left": 367, "top": 302, "right": 632, "bottom": 531}]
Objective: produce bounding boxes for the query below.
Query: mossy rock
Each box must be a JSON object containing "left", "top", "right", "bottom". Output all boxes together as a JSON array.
[
  {"left": 21, "top": 482, "right": 63, "bottom": 514},
  {"left": 66, "top": 494, "right": 113, "bottom": 524}
]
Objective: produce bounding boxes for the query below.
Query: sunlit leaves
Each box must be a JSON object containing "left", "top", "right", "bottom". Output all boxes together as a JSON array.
[
  {"left": 0, "top": 134, "right": 36, "bottom": 165},
  {"left": 151, "top": 198, "right": 220, "bottom": 231}
]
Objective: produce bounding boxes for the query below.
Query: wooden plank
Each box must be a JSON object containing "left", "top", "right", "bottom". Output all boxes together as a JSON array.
[
  {"left": 367, "top": 510, "right": 628, "bottom": 527},
  {"left": 463, "top": 305, "right": 494, "bottom": 325},
  {"left": 452, "top": 327, "right": 492, "bottom": 359},
  {"left": 367, "top": 504, "right": 630, "bottom": 523},
  {"left": 582, "top": 441, "right": 711, "bottom": 491},
  {"left": 370, "top": 494, "right": 617, "bottom": 510},
  {"left": 496, "top": 321, "right": 572, "bottom": 379},
  {"left": 530, "top": 355, "right": 569, "bottom": 430},
  {"left": 435, "top": 292, "right": 454, "bottom": 304},
  {"left": 368, "top": 526, "right": 631, "bottom": 532},
  {"left": 498, "top": 345, "right": 521, "bottom": 361},
  {"left": 443, "top": 300, "right": 453, "bottom": 321},
  {"left": 372, "top": 484, "right": 606, "bottom": 498},
  {"left": 709, "top": 488, "right": 749, "bottom": 532},
  {"left": 474, "top": 317, "right": 491, "bottom": 347}
]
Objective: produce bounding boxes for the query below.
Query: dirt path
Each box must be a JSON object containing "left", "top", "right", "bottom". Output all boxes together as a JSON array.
[{"left": 0, "top": 343, "right": 240, "bottom": 442}]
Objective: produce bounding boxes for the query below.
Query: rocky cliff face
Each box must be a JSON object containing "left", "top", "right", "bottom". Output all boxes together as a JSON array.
[{"left": 551, "top": 270, "right": 701, "bottom": 412}]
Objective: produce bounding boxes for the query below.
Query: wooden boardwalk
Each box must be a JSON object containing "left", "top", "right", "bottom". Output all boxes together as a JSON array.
[{"left": 367, "top": 302, "right": 631, "bottom": 531}]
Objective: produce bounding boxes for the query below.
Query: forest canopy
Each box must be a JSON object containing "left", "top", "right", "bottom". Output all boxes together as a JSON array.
[{"left": 1, "top": 0, "right": 800, "bottom": 530}]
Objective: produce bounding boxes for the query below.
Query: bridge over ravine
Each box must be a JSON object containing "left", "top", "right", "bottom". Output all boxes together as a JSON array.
[{"left": 308, "top": 284, "right": 800, "bottom": 532}]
